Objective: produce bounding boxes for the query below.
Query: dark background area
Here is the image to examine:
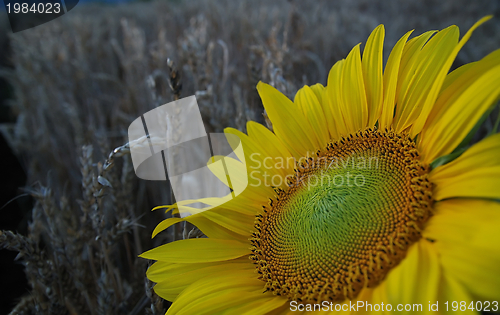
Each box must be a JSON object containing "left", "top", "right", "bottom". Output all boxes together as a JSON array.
[{"left": 0, "top": 21, "right": 30, "bottom": 313}]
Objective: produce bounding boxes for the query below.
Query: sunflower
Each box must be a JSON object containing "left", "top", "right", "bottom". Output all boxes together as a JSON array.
[{"left": 141, "top": 17, "right": 500, "bottom": 314}]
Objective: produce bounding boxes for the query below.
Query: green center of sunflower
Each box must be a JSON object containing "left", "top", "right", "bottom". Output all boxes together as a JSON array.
[{"left": 249, "top": 128, "right": 433, "bottom": 303}]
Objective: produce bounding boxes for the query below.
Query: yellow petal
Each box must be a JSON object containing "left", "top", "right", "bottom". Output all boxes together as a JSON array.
[
  {"left": 410, "top": 16, "right": 493, "bottom": 137},
  {"left": 207, "top": 155, "right": 248, "bottom": 194},
  {"left": 201, "top": 208, "right": 254, "bottom": 236},
  {"left": 264, "top": 303, "right": 293, "bottom": 315},
  {"left": 418, "top": 50, "right": 500, "bottom": 163},
  {"left": 394, "top": 26, "right": 459, "bottom": 133},
  {"left": 440, "top": 275, "right": 476, "bottom": 315},
  {"left": 160, "top": 195, "right": 231, "bottom": 217},
  {"left": 151, "top": 259, "right": 252, "bottom": 301},
  {"left": 362, "top": 25, "right": 385, "bottom": 127},
  {"left": 384, "top": 241, "right": 440, "bottom": 307},
  {"left": 364, "top": 284, "right": 390, "bottom": 315},
  {"left": 341, "top": 44, "right": 368, "bottom": 133},
  {"left": 423, "top": 199, "right": 500, "bottom": 300},
  {"left": 175, "top": 291, "right": 270, "bottom": 315},
  {"left": 325, "top": 59, "right": 348, "bottom": 138},
  {"left": 214, "top": 194, "right": 263, "bottom": 216},
  {"left": 246, "top": 121, "right": 294, "bottom": 172},
  {"left": 388, "top": 30, "right": 436, "bottom": 131},
  {"left": 352, "top": 286, "right": 390, "bottom": 315},
  {"left": 309, "top": 83, "right": 325, "bottom": 102},
  {"left": 418, "top": 61, "right": 477, "bottom": 129},
  {"left": 225, "top": 126, "right": 291, "bottom": 180},
  {"left": 165, "top": 269, "right": 263, "bottom": 314},
  {"left": 148, "top": 256, "right": 250, "bottom": 283},
  {"left": 196, "top": 135, "right": 277, "bottom": 204},
  {"left": 379, "top": 30, "right": 413, "bottom": 130},
  {"left": 152, "top": 217, "right": 184, "bottom": 238},
  {"left": 396, "top": 31, "right": 436, "bottom": 96},
  {"left": 257, "top": 82, "right": 320, "bottom": 158},
  {"left": 221, "top": 296, "right": 287, "bottom": 315},
  {"left": 147, "top": 261, "right": 206, "bottom": 283},
  {"left": 151, "top": 204, "right": 252, "bottom": 242},
  {"left": 295, "top": 85, "right": 330, "bottom": 147},
  {"left": 139, "top": 238, "right": 250, "bottom": 263},
  {"left": 440, "top": 62, "right": 476, "bottom": 93},
  {"left": 189, "top": 213, "right": 251, "bottom": 242},
  {"left": 177, "top": 194, "right": 256, "bottom": 216},
  {"left": 430, "top": 133, "right": 500, "bottom": 200}
]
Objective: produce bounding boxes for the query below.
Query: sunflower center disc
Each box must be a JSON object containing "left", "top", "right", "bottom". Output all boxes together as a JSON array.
[{"left": 249, "top": 129, "right": 433, "bottom": 303}]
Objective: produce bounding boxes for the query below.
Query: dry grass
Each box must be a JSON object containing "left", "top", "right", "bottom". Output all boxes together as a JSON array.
[{"left": 0, "top": 0, "right": 499, "bottom": 313}]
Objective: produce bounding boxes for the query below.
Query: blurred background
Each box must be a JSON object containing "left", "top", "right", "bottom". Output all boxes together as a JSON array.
[{"left": 0, "top": 0, "right": 499, "bottom": 314}]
